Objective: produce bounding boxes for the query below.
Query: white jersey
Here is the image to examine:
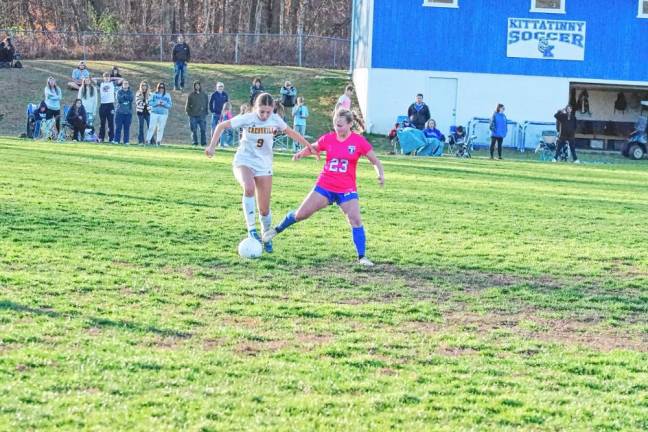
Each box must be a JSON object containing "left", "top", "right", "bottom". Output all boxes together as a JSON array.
[
  {"left": 230, "top": 112, "right": 287, "bottom": 176},
  {"left": 99, "top": 81, "right": 116, "bottom": 104}
]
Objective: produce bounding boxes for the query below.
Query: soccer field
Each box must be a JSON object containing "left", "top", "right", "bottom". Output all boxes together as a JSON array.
[{"left": 1, "top": 138, "right": 646, "bottom": 431}]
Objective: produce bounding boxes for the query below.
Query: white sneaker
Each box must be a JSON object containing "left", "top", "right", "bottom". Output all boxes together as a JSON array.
[
  {"left": 357, "top": 257, "right": 375, "bottom": 267},
  {"left": 551, "top": 158, "right": 557, "bottom": 163},
  {"left": 262, "top": 227, "right": 277, "bottom": 243},
  {"left": 574, "top": 159, "right": 581, "bottom": 164}
]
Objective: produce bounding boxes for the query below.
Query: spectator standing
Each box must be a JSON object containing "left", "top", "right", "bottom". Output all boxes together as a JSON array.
[
  {"left": 553, "top": 105, "right": 580, "bottom": 163},
  {"left": 172, "top": 35, "right": 190, "bottom": 91},
  {"left": 489, "top": 103, "right": 507, "bottom": 160},
  {"left": 185, "top": 80, "right": 209, "bottom": 146},
  {"left": 68, "top": 61, "right": 90, "bottom": 90},
  {"left": 147, "top": 82, "right": 172, "bottom": 146},
  {"left": 0, "top": 42, "right": 11, "bottom": 68},
  {"left": 209, "top": 81, "right": 229, "bottom": 135},
  {"left": 135, "top": 81, "right": 151, "bottom": 145},
  {"left": 44, "top": 77, "right": 62, "bottom": 133},
  {"left": 291, "top": 96, "right": 309, "bottom": 152},
  {"left": 78, "top": 77, "right": 98, "bottom": 129},
  {"left": 114, "top": 80, "right": 133, "bottom": 145},
  {"left": 336, "top": 85, "right": 354, "bottom": 111},
  {"left": 98, "top": 72, "right": 116, "bottom": 143},
  {"left": 66, "top": 98, "right": 87, "bottom": 141},
  {"left": 407, "top": 94, "right": 431, "bottom": 130},
  {"left": 249, "top": 78, "right": 264, "bottom": 105},
  {"left": 109, "top": 66, "right": 124, "bottom": 87},
  {"left": 280, "top": 81, "right": 297, "bottom": 112},
  {"left": 219, "top": 102, "right": 234, "bottom": 147}
]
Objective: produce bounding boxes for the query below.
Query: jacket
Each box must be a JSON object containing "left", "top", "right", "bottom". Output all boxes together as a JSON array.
[
  {"left": 115, "top": 88, "right": 134, "bottom": 115},
  {"left": 78, "top": 86, "right": 98, "bottom": 117},
  {"left": 292, "top": 105, "right": 309, "bottom": 127},
  {"left": 250, "top": 85, "right": 265, "bottom": 105},
  {"left": 554, "top": 110, "right": 578, "bottom": 139},
  {"left": 423, "top": 127, "right": 445, "bottom": 142},
  {"left": 44, "top": 86, "right": 62, "bottom": 110},
  {"left": 186, "top": 90, "right": 209, "bottom": 117},
  {"left": 148, "top": 92, "right": 172, "bottom": 115},
  {"left": 490, "top": 112, "right": 508, "bottom": 138},
  {"left": 280, "top": 86, "right": 297, "bottom": 107},
  {"left": 407, "top": 103, "right": 430, "bottom": 130},
  {"left": 135, "top": 91, "right": 150, "bottom": 114},
  {"left": 209, "top": 91, "right": 229, "bottom": 115},
  {"left": 172, "top": 42, "right": 191, "bottom": 62},
  {"left": 66, "top": 105, "right": 87, "bottom": 126}
]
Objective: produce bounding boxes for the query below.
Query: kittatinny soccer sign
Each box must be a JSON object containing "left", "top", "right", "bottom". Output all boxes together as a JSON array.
[{"left": 507, "top": 18, "right": 586, "bottom": 61}]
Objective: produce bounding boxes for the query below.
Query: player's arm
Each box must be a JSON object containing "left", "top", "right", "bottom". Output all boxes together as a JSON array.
[
  {"left": 365, "top": 150, "right": 385, "bottom": 187},
  {"left": 205, "top": 120, "right": 232, "bottom": 158},
  {"left": 292, "top": 141, "right": 320, "bottom": 161},
  {"left": 283, "top": 127, "right": 319, "bottom": 159}
]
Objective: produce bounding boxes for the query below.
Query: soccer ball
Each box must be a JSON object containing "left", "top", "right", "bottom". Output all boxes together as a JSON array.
[{"left": 238, "top": 237, "right": 262, "bottom": 259}]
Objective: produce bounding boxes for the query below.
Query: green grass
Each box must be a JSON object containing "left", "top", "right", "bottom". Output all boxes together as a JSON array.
[
  {"left": 1, "top": 137, "right": 647, "bottom": 431},
  {"left": 0, "top": 60, "right": 350, "bottom": 143}
]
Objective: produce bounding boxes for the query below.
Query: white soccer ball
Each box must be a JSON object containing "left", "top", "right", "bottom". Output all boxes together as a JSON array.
[{"left": 238, "top": 237, "right": 263, "bottom": 259}]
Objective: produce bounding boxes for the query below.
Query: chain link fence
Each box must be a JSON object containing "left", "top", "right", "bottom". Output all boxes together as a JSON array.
[{"left": 0, "top": 30, "right": 350, "bottom": 69}]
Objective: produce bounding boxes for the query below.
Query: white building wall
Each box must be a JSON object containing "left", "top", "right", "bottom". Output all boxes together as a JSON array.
[{"left": 354, "top": 68, "right": 648, "bottom": 136}]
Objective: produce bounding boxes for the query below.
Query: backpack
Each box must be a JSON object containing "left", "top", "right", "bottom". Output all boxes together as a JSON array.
[
  {"left": 614, "top": 92, "right": 627, "bottom": 113},
  {"left": 13, "top": 60, "right": 22, "bottom": 68}
]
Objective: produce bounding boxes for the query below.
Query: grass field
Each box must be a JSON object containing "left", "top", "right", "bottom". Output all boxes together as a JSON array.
[{"left": 1, "top": 137, "right": 647, "bottom": 431}]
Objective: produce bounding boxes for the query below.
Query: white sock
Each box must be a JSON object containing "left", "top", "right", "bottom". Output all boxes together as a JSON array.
[
  {"left": 260, "top": 211, "right": 272, "bottom": 234},
  {"left": 242, "top": 195, "right": 256, "bottom": 231}
]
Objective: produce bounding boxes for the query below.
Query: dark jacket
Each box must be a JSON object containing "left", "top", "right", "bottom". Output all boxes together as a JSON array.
[
  {"left": 172, "top": 42, "right": 191, "bottom": 63},
  {"left": 186, "top": 90, "right": 209, "bottom": 117},
  {"left": 115, "top": 88, "right": 134, "bottom": 115},
  {"left": 250, "top": 85, "right": 265, "bottom": 105},
  {"left": 66, "top": 105, "right": 87, "bottom": 126},
  {"left": 407, "top": 103, "right": 431, "bottom": 130},
  {"left": 209, "top": 91, "right": 229, "bottom": 115},
  {"left": 0, "top": 44, "right": 10, "bottom": 62},
  {"left": 554, "top": 110, "right": 578, "bottom": 139}
]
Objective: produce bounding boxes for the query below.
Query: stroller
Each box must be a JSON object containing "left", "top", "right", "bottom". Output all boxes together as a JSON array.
[{"left": 535, "top": 130, "right": 568, "bottom": 161}]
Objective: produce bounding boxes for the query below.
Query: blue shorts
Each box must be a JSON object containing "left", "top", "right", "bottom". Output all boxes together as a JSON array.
[{"left": 314, "top": 185, "right": 358, "bottom": 205}]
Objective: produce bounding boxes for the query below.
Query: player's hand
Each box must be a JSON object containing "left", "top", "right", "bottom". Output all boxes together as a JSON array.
[
  {"left": 205, "top": 145, "right": 215, "bottom": 158},
  {"left": 292, "top": 151, "right": 304, "bottom": 161},
  {"left": 377, "top": 175, "right": 385, "bottom": 187}
]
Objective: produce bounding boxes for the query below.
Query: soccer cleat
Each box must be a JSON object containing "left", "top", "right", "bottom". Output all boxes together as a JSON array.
[
  {"left": 262, "top": 227, "right": 278, "bottom": 243},
  {"left": 263, "top": 240, "right": 273, "bottom": 254},
  {"left": 248, "top": 229, "right": 262, "bottom": 243},
  {"left": 357, "top": 257, "right": 375, "bottom": 267},
  {"left": 574, "top": 159, "right": 581, "bottom": 164}
]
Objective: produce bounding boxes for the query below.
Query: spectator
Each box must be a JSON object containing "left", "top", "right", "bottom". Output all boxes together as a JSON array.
[
  {"left": 33, "top": 101, "right": 49, "bottom": 139},
  {"left": 44, "top": 77, "right": 62, "bottom": 133},
  {"left": 114, "top": 80, "right": 133, "bottom": 145},
  {"left": 553, "top": 105, "right": 580, "bottom": 163},
  {"left": 448, "top": 125, "right": 466, "bottom": 148},
  {"left": 98, "top": 72, "right": 116, "bottom": 143},
  {"left": 280, "top": 81, "right": 297, "bottom": 112},
  {"left": 3, "top": 37, "right": 15, "bottom": 66},
  {"left": 185, "top": 80, "right": 209, "bottom": 146},
  {"left": 172, "top": 35, "right": 190, "bottom": 91},
  {"left": 109, "top": 66, "right": 123, "bottom": 87},
  {"left": 388, "top": 122, "right": 399, "bottom": 154},
  {"left": 68, "top": 61, "right": 90, "bottom": 90},
  {"left": 78, "top": 77, "right": 98, "bottom": 129},
  {"left": 423, "top": 119, "right": 445, "bottom": 142},
  {"left": 249, "top": 78, "right": 264, "bottom": 105},
  {"left": 66, "top": 98, "right": 87, "bottom": 141},
  {"left": 273, "top": 100, "right": 285, "bottom": 118},
  {"left": 291, "top": 96, "right": 309, "bottom": 152},
  {"left": 135, "top": 81, "right": 151, "bottom": 145},
  {"left": 239, "top": 103, "right": 250, "bottom": 115},
  {"left": 336, "top": 85, "right": 354, "bottom": 111},
  {"left": 407, "top": 93, "right": 431, "bottom": 130},
  {"left": 489, "top": 103, "right": 507, "bottom": 160},
  {"left": 219, "top": 101, "right": 233, "bottom": 147},
  {"left": 0, "top": 42, "right": 11, "bottom": 68},
  {"left": 209, "top": 81, "right": 229, "bottom": 135},
  {"left": 146, "top": 82, "right": 172, "bottom": 146}
]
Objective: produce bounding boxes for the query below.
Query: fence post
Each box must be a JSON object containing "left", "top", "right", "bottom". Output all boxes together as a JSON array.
[
  {"left": 159, "top": 34, "right": 163, "bottom": 62},
  {"left": 81, "top": 32, "right": 87, "bottom": 61},
  {"left": 333, "top": 39, "right": 337, "bottom": 68},
  {"left": 298, "top": 32, "right": 303, "bottom": 67},
  {"left": 234, "top": 33, "right": 239, "bottom": 64}
]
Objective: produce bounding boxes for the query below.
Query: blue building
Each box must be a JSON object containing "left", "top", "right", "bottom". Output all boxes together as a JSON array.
[{"left": 351, "top": 0, "right": 648, "bottom": 150}]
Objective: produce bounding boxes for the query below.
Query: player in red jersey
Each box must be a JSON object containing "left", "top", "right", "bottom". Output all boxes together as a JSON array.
[{"left": 263, "top": 109, "right": 385, "bottom": 266}]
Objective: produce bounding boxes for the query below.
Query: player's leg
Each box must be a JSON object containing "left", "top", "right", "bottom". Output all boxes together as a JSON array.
[
  {"left": 339, "top": 198, "right": 372, "bottom": 266},
  {"left": 254, "top": 175, "right": 274, "bottom": 252},
  {"left": 233, "top": 166, "right": 260, "bottom": 240},
  {"left": 263, "top": 189, "right": 329, "bottom": 243}
]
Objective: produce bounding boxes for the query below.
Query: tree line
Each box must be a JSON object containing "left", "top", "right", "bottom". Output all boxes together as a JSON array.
[{"left": 1, "top": 0, "right": 351, "bottom": 37}]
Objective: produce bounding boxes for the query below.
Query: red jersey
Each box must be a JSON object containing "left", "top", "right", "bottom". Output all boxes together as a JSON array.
[{"left": 315, "top": 132, "right": 373, "bottom": 193}]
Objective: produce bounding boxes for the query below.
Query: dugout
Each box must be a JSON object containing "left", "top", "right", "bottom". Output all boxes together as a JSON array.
[{"left": 569, "top": 82, "right": 648, "bottom": 152}]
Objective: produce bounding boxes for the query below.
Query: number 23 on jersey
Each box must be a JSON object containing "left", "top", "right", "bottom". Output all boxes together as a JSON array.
[{"left": 328, "top": 158, "right": 348, "bottom": 173}]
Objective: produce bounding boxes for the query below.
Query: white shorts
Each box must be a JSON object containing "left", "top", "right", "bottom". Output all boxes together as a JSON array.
[{"left": 233, "top": 153, "right": 273, "bottom": 177}]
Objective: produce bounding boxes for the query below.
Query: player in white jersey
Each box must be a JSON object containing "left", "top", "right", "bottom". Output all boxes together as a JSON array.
[{"left": 205, "top": 93, "right": 316, "bottom": 253}]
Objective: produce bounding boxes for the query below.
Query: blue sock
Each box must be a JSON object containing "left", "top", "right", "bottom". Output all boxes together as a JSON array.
[
  {"left": 352, "top": 226, "right": 366, "bottom": 258},
  {"left": 276, "top": 211, "right": 297, "bottom": 233}
]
